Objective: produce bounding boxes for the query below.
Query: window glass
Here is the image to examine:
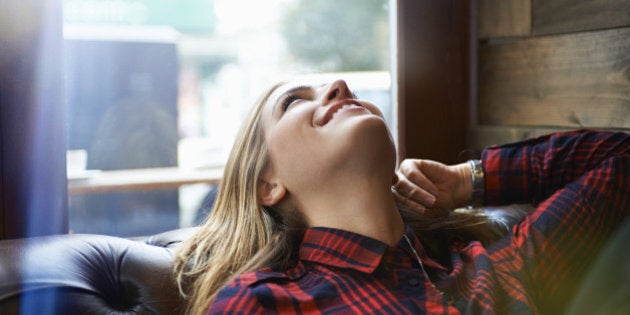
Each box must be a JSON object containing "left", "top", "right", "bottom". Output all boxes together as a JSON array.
[{"left": 64, "top": 0, "right": 392, "bottom": 236}]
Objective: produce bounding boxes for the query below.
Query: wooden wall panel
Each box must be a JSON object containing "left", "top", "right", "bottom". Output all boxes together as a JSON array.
[
  {"left": 478, "top": 0, "right": 531, "bottom": 39},
  {"left": 468, "top": 125, "right": 569, "bottom": 150},
  {"left": 468, "top": 125, "right": 628, "bottom": 151},
  {"left": 479, "top": 27, "right": 630, "bottom": 129},
  {"left": 533, "top": 0, "right": 630, "bottom": 35}
]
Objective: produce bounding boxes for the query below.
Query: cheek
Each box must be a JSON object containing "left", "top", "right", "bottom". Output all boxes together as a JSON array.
[
  {"left": 268, "top": 136, "right": 323, "bottom": 190},
  {"left": 268, "top": 108, "right": 315, "bottom": 156},
  {"left": 269, "top": 129, "right": 317, "bottom": 168},
  {"left": 266, "top": 122, "right": 329, "bottom": 186},
  {"left": 267, "top": 119, "right": 312, "bottom": 164}
]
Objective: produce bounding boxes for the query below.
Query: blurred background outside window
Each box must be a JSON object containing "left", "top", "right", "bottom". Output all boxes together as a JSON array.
[{"left": 64, "top": 0, "right": 394, "bottom": 236}]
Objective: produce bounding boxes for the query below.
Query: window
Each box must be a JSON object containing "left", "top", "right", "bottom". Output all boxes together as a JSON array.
[{"left": 64, "top": 0, "right": 394, "bottom": 236}]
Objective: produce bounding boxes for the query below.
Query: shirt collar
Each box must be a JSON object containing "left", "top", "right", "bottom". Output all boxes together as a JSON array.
[
  {"left": 299, "top": 226, "right": 445, "bottom": 273},
  {"left": 397, "top": 226, "right": 448, "bottom": 271}
]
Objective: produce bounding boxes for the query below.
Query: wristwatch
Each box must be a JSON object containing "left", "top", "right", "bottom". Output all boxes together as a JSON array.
[{"left": 468, "top": 159, "right": 485, "bottom": 208}]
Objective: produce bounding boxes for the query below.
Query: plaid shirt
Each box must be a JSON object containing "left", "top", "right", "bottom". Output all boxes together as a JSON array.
[{"left": 209, "top": 130, "right": 629, "bottom": 314}]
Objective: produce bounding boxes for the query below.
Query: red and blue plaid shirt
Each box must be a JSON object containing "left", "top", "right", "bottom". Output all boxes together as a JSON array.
[{"left": 208, "top": 130, "right": 629, "bottom": 314}]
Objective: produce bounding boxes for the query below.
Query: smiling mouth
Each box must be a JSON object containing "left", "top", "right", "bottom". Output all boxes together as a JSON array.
[{"left": 319, "top": 100, "right": 365, "bottom": 126}]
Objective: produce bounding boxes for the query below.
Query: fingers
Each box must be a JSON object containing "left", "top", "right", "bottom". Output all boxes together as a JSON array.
[
  {"left": 394, "top": 171, "right": 437, "bottom": 206},
  {"left": 392, "top": 159, "right": 445, "bottom": 215},
  {"left": 397, "top": 159, "right": 438, "bottom": 197},
  {"left": 391, "top": 184, "right": 449, "bottom": 217},
  {"left": 391, "top": 184, "right": 427, "bottom": 213},
  {"left": 399, "top": 159, "right": 440, "bottom": 196},
  {"left": 393, "top": 158, "right": 457, "bottom": 217},
  {"left": 393, "top": 163, "right": 440, "bottom": 216}
]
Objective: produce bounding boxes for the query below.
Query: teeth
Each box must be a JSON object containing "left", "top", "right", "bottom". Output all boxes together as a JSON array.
[
  {"left": 327, "top": 103, "right": 360, "bottom": 124},
  {"left": 332, "top": 105, "right": 348, "bottom": 117},
  {"left": 335, "top": 104, "right": 352, "bottom": 113}
]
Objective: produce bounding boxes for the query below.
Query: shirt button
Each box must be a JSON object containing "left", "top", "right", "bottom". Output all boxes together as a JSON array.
[{"left": 408, "top": 278, "right": 420, "bottom": 286}]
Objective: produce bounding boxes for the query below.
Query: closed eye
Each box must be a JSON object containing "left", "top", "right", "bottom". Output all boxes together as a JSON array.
[{"left": 281, "top": 95, "right": 302, "bottom": 112}]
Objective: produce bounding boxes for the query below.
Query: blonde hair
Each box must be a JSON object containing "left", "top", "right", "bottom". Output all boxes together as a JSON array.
[
  {"left": 174, "top": 83, "right": 297, "bottom": 315},
  {"left": 174, "top": 83, "right": 524, "bottom": 314}
]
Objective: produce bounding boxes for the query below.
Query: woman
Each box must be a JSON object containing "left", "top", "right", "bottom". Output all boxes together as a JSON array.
[{"left": 174, "top": 79, "right": 629, "bottom": 314}]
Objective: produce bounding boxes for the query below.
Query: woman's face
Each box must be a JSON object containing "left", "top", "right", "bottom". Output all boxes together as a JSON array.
[{"left": 260, "top": 79, "right": 396, "bottom": 198}]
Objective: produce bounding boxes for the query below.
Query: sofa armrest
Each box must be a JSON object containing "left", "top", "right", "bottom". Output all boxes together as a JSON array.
[
  {"left": 137, "top": 227, "right": 199, "bottom": 249},
  {"left": 0, "top": 229, "right": 195, "bottom": 314}
]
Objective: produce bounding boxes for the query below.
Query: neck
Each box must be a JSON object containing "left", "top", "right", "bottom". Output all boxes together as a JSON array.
[{"left": 298, "top": 174, "right": 404, "bottom": 246}]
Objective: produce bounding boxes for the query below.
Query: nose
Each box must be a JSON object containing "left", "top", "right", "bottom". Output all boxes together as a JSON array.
[{"left": 323, "top": 80, "right": 352, "bottom": 104}]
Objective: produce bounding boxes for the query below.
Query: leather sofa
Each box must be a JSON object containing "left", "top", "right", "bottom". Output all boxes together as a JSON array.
[
  {"left": 1, "top": 205, "right": 626, "bottom": 315},
  {"left": 0, "top": 227, "right": 198, "bottom": 315}
]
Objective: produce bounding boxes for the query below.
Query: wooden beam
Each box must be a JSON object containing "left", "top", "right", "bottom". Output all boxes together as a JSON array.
[
  {"left": 397, "top": 0, "right": 472, "bottom": 164},
  {"left": 479, "top": 27, "right": 630, "bottom": 129}
]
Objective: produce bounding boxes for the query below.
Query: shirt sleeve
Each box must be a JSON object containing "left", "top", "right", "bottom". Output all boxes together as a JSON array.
[
  {"left": 481, "top": 129, "right": 629, "bottom": 313},
  {"left": 482, "top": 129, "right": 629, "bottom": 207}
]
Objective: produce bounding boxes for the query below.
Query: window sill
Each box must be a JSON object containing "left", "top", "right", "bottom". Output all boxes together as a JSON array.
[{"left": 68, "top": 167, "right": 223, "bottom": 195}]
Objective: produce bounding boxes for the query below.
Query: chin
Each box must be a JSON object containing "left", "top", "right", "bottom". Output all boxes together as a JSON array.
[{"left": 334, "top": 115, "right": 397, "bottom": 170}]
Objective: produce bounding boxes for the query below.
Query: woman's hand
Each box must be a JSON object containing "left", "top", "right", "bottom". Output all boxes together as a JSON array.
[{"left": 393, "top": 159, "right": 472, "bottom": 217}]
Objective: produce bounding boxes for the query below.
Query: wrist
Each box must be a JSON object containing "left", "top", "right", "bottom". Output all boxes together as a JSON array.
[
  {"left": 468, "top": 159, "right": 485, "bottom": 208},
  {"left": 452, "top": 162, "right": 473, "bottom": 208}
]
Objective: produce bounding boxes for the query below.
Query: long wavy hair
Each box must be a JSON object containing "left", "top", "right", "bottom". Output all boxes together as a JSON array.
[{"left": 174, "top": 83, "right": 525, "bottom": 315}]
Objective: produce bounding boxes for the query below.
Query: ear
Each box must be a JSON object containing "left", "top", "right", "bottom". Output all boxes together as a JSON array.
[{"left": 257, "top": 172, "right": 287, "bottom": 206}]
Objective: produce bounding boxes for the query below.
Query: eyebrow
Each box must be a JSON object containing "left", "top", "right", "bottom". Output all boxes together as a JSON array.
[{"left": 284, "top": 85, "right": 312, "bottom": 97}]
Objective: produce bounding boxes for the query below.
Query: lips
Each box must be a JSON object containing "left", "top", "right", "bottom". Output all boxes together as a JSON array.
[{"left": 318, "top": 99, "right": 365, "bottom": 126}]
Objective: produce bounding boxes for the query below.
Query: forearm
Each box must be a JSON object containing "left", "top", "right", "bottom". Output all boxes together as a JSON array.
[
  {"left": 493, "top": 131, "right": 629, "bottom": 312},
  {"left": 481, "top": 130, "right": 629, "bottom": 206}
]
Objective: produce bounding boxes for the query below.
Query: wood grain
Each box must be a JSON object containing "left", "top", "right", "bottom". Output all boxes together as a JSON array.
[
  {"left": 467, "top": 125, "right": 629, "bottom": 150},
  {"left": 533, "top": 0, "right": 630, "bottom": 35},
  {"left": 479, "top": 27, "right": 630, "bottom": 128},
  {"left": 478, "top": 0, "right": 531, "bottom": 39},
  {"left": 468, "top": 125, "right": 566, "bottom": 150}
]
